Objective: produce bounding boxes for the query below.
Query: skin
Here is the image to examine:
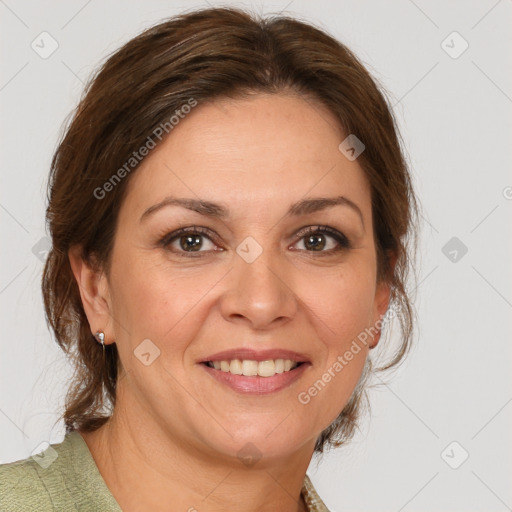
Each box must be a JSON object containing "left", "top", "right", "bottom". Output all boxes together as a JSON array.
[{"left": 69, "top": 91, "right": 392, "bottom": 512}]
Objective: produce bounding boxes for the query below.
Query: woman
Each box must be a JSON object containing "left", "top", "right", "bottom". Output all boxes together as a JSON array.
[{"left": 0, "top": 6, "right": 418, "bottom": 511}]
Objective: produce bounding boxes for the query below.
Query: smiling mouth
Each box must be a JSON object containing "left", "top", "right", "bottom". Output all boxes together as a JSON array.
[{"left": 202, "top": 359, "right": 305, "bottom": 378}]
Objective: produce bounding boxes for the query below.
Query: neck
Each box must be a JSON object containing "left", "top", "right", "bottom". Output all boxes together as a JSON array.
[{"left": 79, "top": 387, "right": 315, "bottom": 512}]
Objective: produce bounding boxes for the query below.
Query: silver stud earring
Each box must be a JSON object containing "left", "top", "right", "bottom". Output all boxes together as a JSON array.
[
  {"left": 95, "top": 331, "right": 106, "bottom": 361},
  {"left": 94, "top": 331, "right": 105, "bottom": 346}
]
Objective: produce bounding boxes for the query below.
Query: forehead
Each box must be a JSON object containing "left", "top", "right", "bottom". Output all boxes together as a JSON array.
[{"left": 121, "top": 93, "right": 372, "bottom": 224}]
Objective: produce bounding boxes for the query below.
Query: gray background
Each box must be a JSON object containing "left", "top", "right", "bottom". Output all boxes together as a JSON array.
[{"left": 1, "top": 1, "right": 511, "bottom": 511}]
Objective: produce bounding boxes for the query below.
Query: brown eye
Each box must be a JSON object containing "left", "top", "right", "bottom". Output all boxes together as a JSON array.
[
  {"left": 160, "top": 226, "right": 220, "bottom": 257},
  {"left": 178, "top": 234, "right": 204, "bottom": 252},
  {"left": 159, "top": 224, "right": 350, "bottom": 259},
  {"left": 293, "top": 226, "right": 351, "bottom": 254},
  {"left": 303, "top": 233, "right": 327, "bottom": 251}
]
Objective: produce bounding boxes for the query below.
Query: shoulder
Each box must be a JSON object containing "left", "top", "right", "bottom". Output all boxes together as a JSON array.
[
  {"left": 0, "top": 432, "right": 86, "bottom": 512},
  {"left": 0, "top": 451, "right": 61, "bottom": 511},
  {"left": 0, "top": 431, "right": 122, "bottom": 512}
]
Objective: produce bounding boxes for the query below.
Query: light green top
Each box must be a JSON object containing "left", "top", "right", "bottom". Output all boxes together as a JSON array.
[{"left": 0, "top": 431, "right": 330, "bottom": 511}]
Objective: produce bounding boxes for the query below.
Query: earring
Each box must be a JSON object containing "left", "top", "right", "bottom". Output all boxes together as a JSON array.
[
  {"left": 94, "top": 331, "right": 105, "bottom": 346},
  {"left": 95, "top": 331, "right": 107, "bottom": 360}
]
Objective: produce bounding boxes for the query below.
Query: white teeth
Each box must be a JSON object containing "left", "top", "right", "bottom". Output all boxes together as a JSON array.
[
  {"left": 242, "top": 359, "right": 258, "bottom": 376},
  {"left": 257, "top": 360, "right": 275, "bottom": 377},
  {"left": 229, "top": 359, "right": 243, "bottom": 375},
  {"left": 274, "top": 359, "right": 284, "bottom": 373},
  {"left": 207, "top": 358, "right": 300, "bottom": 377}
]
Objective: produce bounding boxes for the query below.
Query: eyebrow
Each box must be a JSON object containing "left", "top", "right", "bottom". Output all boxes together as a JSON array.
[{"left": 140, "top": 195, "right": 365, "bottom": 229}]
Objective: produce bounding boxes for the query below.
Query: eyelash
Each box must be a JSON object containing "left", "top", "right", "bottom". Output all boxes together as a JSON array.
[{"left": 158, "top": 225, "right": 351, "bottom": 258}]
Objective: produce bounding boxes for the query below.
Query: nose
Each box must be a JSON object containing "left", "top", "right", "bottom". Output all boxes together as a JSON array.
[{"left": 219, "top": 244, "right": 299, "bottom": 331}]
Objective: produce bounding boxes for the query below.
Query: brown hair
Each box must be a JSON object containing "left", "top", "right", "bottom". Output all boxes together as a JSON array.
[{"left": 43, "top": 6, "right": 419, "bottom": 453}]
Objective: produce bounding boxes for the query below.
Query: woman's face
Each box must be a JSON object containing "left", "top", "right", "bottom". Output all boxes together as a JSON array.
[{"left": 90, "top": 92, "right": 390, "bottom": 461}]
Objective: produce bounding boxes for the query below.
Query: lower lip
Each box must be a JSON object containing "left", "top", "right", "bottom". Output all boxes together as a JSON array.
[{"left": 200, "top": 362, "right": 311, "bottom": 395}]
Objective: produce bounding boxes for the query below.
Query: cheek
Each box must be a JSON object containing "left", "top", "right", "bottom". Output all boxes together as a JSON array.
[
  {"left": 293, "top": 264, "right": 375, "bottom": 415},
  {"left": 109, "top": 251, "right": 220, "bottom": 350},
  {"left": 298, "top": 263, "right": 376, "bottom": 346},
  {"left": 296, "top": 306, "right": 371, "bottom": 430},
  {"left": 107, "top": 247, "right": 171, "bottom": 342}
]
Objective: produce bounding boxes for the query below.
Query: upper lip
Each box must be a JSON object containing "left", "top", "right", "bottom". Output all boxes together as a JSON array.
[{"left": 200, "top": 348, "right": 310, "bottom": 363}]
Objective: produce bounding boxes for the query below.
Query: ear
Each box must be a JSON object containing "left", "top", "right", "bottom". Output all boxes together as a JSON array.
[
  {"left": 369, "top": 251, "right": 397, "bottom": 349},
  {"left": 68, "top": 245, "right": 115, "bottom": 344}
]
